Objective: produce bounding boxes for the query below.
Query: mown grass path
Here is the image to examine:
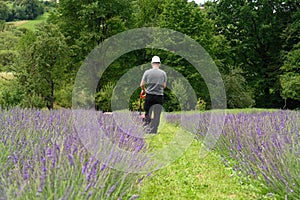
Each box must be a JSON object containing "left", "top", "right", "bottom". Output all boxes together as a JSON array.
[{"left": 136, "top": 123, "right": 272, "bottom": 200}]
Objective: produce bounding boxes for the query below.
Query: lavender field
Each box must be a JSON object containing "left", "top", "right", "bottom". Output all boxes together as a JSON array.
[
  {"left": 0, "top": 108, "right": 147, "bottom": 199},
  {"left": 166, "top": 110, "right": 300, "bottom": 199},
  {"left": 0, "top": 108, "right": 299, "bottom": 199}
]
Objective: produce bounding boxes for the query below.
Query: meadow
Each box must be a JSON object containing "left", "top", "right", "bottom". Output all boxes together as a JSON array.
[
  {"left": 0, "top": 108, "right": 299, "bottom": 199},
  {"left": 6, "top": 12, "right": 49, "bottom": 30}
]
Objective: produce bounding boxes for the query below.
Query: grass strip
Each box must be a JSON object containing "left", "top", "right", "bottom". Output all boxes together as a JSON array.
[{"left": 137, "top": 123, "right": 275, "bottom": 199}]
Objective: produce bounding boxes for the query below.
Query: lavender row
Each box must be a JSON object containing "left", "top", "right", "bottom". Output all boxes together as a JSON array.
[
  {"left": 0, "top": 108, "right": 148, "bottom": 199},
  {"left": 166, "top": 110, "right": 300, "bottom": 199}
]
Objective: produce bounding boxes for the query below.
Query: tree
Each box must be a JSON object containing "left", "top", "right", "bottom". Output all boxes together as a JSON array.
[
  {"left": 16, "top": 24, "right": 70, "bottom": 109},
  {"left": 280, "top": 43, "right": 300, "bottom": 106},
  {"left": 159, "top": 0, "right": 214, "bottom": 50},
  {"left": 0, "top": 76, "right": 24, "bottom": 108},
  {"left": 48, "top": 0, "right": 138, "bottom": 110},
  {"left": 0, "top": 28, "right": 22, "bottom": 72},
  {"left": 133, "top": 0, "right": 167, "bottom": 27},
  {"left": 51, "top": 0, "right": 133, "bottom": 61},
  {"left": 207, "top": 0, "right": 299, "bottom": 108},
  {"left": 151, "top": 0, "right": 219, "bottom": 108},
  {"left": 95, "top": 82, "right": 115, "bottom": 112},
  {"left": 279, "top": 7, "right": 300, "bottom": 108},
  {"left": 224, "top": 67, "right": 255, "bottom": 108},
  {"left": 0, "top": 1, "right": 10, "bottom": 21},
  {"left": 16, "top": 0, "right": 44, "bottom": 20},
  {"left": 6, "top": 0, "right": 44, "bottom": 21},
  {"left": 11, "top": 5, "right": 26, "bottom": 20}
]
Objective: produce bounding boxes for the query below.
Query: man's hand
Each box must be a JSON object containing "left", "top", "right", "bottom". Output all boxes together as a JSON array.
[{"left": 140, "top": 90, "right": 146, "bottom": 99}]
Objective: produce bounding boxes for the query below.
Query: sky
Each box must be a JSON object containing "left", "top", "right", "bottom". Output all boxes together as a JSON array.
[{"left": 188, "top": 0, "right": 208, "bottom": 4}]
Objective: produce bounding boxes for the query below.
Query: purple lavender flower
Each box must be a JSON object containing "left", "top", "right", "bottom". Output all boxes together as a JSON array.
[
  {"left": 23, "top": 168, "right": 29, "bottom": 180},
  {"left": 46, "top": 147, "right": 52, "bottom": 158},
  {"left": 106, "top": 182, "right": 118, "bottom": 197},
  {"left": 1, "top": 108, "right": 153, "bottom": 198},
  {"left": 85, "top": 183, "right": 92, "bottom": 192},
  {"left": 68, "top": 154, "right": 75, "bottom": 167},
  {"left": 82, "top": 162, "right": 88, "bottom": 174},
  {"left": 100, "top": 163, "right": 106, "bottom": 171}
]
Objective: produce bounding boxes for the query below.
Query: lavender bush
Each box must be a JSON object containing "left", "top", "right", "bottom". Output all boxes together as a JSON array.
[
  {"left": 0, "top": 108, "right": 148, "bottom": 199},
  {"left": 166, "top": 110, "right": 300, "bottom": 199}
]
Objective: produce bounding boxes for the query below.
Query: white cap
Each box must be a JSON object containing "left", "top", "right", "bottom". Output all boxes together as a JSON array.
[{"left": 151, "top": 56, "right": 161, "bottom": 63}]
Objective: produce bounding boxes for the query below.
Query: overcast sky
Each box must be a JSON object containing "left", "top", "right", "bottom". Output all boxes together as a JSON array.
[{"left": 188, "top": 0, "right": 208, "bottom": 4}]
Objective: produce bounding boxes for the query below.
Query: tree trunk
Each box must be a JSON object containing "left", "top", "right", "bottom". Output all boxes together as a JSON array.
[{"left": 47, "top": 80, "right": 54, "bottom": 110}]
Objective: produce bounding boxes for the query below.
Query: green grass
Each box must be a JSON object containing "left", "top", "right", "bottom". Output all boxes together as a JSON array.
[
  {"left": 18, "top": 13, "right": 49, "bottom": 30},
  {"left": 171, "top": 108, "right": 279, "bottom": 115},
  {"left": 8, "top": 12, "right": 49, "bottom": 31},
  {"left": 136, "top": 123, "right": 275, "bottom": 200}
]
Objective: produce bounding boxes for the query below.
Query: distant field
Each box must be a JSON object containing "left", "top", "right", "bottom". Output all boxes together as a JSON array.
[
  {"left": 7, "top": 12, "right": 49, "bottom": 30},
  {"left": 10, "top": 20, "right": 29, "bottom": 27}
]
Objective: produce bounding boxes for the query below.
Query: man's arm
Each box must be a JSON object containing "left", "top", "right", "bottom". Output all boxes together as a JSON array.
[
  {"left": 163, "top": 72, "right": 167, "bottom": 89},
  {"left": 141, "top": 71, "right": 147, "bottom": 92},
  {"left": 140, "top": 80, "right": 146, "bottom": 91}
]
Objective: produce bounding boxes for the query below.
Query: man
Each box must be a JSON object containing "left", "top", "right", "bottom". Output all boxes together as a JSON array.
[{"left": 140, "top": 56, "right": 167, "bottom": 133}]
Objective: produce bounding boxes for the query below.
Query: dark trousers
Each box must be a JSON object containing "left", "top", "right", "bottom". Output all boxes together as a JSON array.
[{"left": 144, "top": 94, "right": 163, "bottom": 133}]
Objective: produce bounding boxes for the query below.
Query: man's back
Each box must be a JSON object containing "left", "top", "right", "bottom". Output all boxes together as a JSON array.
[{"left": 142, "top": 68, "right": 167, "bottom": 95}]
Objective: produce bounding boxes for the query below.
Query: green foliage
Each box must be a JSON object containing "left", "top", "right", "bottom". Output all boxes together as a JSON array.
[
  {"left": 95, "top": 82, "right": 115, "bottom": 112},
  {"left": 279, "top": 9, "right": 300, "bottom": 107},
  {"left": 0, "top": 50, "right": 15, "bottom": 70},
  {"left": 171, "top": 78, "right": 195, "bottom": 110},
  {"left": 159, "top": 0, "right": 214, "bottom": 50},
  {"left": 280, "top": 43, "right": 300, "bottom": 102},
  {"left": 5, "top": 0, "right": 44, "bottom": 21},
  {"left": 224, "top": 68, "right": 255, "bottom": 108},
  {"left": 163, "top": 89, "right": 180, "bottom": 112},
  {"left": 0, "top": 73, "right": 24, "bottom": 107},
  {"left": 51, "top": 0, "right": 133, "bottom": 61},
  {"left": 130, "top": 98, "right": 140, "bottom": 112},
  {"left": 0, "top": 0, "right": 297, "bottom": 110},
  {"left": 0, "top": 20, "right": 5, "bottom": 31},
  {"left": 43, "top": 0, "right": 57, "bottom": 12},
  {"left": 0, "top": 1, "right": 10, "bottom": 21},
  {"left": 207, "top": 0, "right": 299, "bottom": 108},
  {"left": 280, "top": 74, "right": 300, "bottom": 101},
  {"left": 55, "top": 82, "right": 73, "bottom": 108},
  {"left": 140, "top": 1, "right": 216, "bottom": 109},
  {"left": 0, "top": 28, "right": 22, "bottom": 71},
  {"left": 48, "top": 0, "right": 135, "bottom": 108},
  {"left": 133, "top": 0, "right": 167, "bottom": 27},
  {"left": 16, "top": 23, "right": 70, "bottom": 109},
  {"left": 128, "top": 88, "right": 144, "bottom": 112},
  {"left": 195, "top": 97, "right": 206, "bottom": 111}
]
